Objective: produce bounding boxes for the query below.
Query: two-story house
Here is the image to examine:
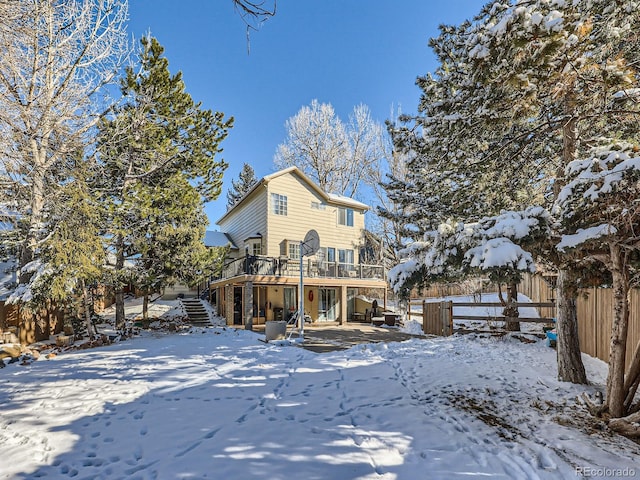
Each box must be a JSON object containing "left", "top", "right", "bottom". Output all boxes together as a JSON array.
[{"left": 208, "top": 166, "right": 387, "bottom": 328}]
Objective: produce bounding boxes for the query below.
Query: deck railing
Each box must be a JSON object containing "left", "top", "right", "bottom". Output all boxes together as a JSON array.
[{"left": 218, "top": 255, "right": 385, "bottom": 281}]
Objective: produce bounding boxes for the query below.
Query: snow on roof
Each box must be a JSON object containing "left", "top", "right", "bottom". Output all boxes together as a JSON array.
[
  {"left": 327, "top": 193, "right": 369, "bottom": 210},
  {"left": 104, "top": 252, "right": 137, "bottom": 270}
]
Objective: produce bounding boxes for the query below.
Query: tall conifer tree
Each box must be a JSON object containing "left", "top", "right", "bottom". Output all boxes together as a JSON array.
[
  {"left": 388, "top": 1, "right": 640, "bottom": 386},
  {"left": 226, "top": 163, "right": 257, "bottom": 208},
  {"left": 97, "top": 37, "right": 232, "bottom": 329}
]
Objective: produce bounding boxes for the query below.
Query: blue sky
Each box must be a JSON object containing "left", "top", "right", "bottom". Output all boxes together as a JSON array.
[{"left": 127, "top": 1, "right": 486, "bottom": 227}]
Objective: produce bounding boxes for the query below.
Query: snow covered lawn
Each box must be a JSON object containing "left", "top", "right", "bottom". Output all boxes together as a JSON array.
[{"left": 1, "top": 325, "right": 638, "bottom": 479}]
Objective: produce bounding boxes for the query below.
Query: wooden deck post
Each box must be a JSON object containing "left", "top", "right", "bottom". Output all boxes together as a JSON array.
[
  {"left": 244, "top": 281, "right": 253, "bottom": 331},
  {"left": 225, "top": 284, "right": 233, "bottom": 326},
  {"left": 339, "top": 286, "right": 347, "bottom": 325}
]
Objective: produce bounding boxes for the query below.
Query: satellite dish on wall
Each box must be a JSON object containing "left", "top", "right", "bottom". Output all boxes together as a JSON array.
[{"left": 301, "top": 229, "right": 320, "bottom": 257}]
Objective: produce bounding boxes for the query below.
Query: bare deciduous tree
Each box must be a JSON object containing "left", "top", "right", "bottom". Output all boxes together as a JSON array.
[
  {"left": 233, "top": 0, "right": 276, "bottom": 26},
  {"left": 0, "top": 0, "right": 130, "bottom": 302},
  {"left": 232, "top": 0, "right": 276, "bottom": 52},
  {"left": 372, "top": 133, "right": 411, "bottom": 268},
  {"left": 275, "top": 100, "right": 384, "bottom": 198}
]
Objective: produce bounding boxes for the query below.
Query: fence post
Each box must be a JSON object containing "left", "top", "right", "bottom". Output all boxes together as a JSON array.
[
  {"left": 422, "top": 300, "right": 427, "bottom": 334},
  {"left": 440, "top": 301, "right": 453, "bottom": 336}
]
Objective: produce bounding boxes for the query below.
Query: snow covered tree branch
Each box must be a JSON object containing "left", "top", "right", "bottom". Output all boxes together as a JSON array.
[
  {"left": 389, "top": 207, "right": 551, "bottom": 296},
  {"left": 390, "top": 0, "right": 640, "bottom": 385}
]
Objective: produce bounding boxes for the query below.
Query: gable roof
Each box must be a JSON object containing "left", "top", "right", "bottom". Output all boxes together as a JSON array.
[{"left": 216, "top": 166, "right": 369, "bottom": 225}]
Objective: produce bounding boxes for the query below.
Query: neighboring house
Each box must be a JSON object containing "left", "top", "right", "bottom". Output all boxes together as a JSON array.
[{"left": 208, "top": 166, "right": 388, "bottom": 327}]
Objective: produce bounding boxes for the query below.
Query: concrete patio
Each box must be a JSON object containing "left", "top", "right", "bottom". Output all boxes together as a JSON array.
[{"left": 251, "top": 322, "right": 423, "bottom": 353}]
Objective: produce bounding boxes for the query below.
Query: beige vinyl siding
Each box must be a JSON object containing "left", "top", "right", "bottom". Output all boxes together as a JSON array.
[
  {"left": 218, "top": 188, "right": 268, "bottom": 259},
  {"left": 265, "top": 173, "right": 365, "bottom": 263}
]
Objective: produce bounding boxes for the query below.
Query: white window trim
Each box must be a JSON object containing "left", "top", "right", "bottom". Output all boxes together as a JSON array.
[{"left": 271, "top": 193, "right": 288, "bottom": 216}]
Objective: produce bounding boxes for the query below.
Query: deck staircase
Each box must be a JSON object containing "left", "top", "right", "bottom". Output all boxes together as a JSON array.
[{"left": 181, "top": 298, "right": 213, "bottom": 327}]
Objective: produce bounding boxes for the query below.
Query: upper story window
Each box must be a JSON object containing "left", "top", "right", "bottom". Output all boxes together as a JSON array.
[
  {"left": 311, "top": 201, "right": 326, "bottom": 210},
  {"left": 271, "top": 193, "right": 287, "bottom": 216},
  {"left": 318, "top": 247, "right": 335, "bottom": 264},
  {"left": 251, "top": 241, "right": 262, "bottom": 256},
  {"left": 338, "top": 207, "right": 354, "bottom": 227},
  {"left": 338, "top": 249, "right": 354, "bottom": 267}
]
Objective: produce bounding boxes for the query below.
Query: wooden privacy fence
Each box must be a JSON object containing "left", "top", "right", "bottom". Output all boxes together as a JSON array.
[
  {"left": 519, "top": 274, "right": 640, "bottom": 369},
  {"left": 410, "top": 299, "right": 555, "bottom": 336},
  {"left": 409, "top": 274, "right": 640, "bottom": 369},
  {"left": 418, "top": 301, "right": 452, "bottom": 336}
]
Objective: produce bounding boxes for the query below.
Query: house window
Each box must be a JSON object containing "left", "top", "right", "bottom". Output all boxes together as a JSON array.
[
  {"left": 311, "top": 201, "right": 326, "bottom": 210},
  {"left": 318, "top": 288, "right": 337, "bottom": 321},
  {"left": 271, "top": 193, "right": 287, "bottom": 215},
  {"left": 338, "top": 249, "right": 354, "bottom": 268},
  {"left": 288, "top": 242, "right": 300, "bottom": 259},
  {"left": 284, "top": 287, "right": 297, "bottom": 321},
  {"left": 319, "top": 247, "right": 335, "bottom": 263},
  {"left": 338, "top": 207, "right": 354, "bottom": 226},
  {"left": 318, "top": 247, "right": 336, "bottom": 275},
  {"left": 251, "top": 241, "right": 262, "bottom": 256}
]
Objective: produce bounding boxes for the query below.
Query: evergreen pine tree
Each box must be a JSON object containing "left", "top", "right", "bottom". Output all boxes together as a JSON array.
[
  {"left": 389, "top": 1, "right": 640, "bottom": 386},
  {"left": 30, "top": 155, "right": 106, "bottom": 338},
  {"left": 554, "top": 145, "right": 640, "bottom": 428},
  {"left": 97, "top": 37, "right": 232, "bottom": 330},
  {"left": 226, "top": 163, "right": 257, "bottom": 208}
]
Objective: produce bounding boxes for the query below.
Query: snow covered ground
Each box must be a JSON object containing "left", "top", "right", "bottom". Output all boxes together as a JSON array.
[{"left": 1, "top": 302, "right": 639, "bottom": 479}]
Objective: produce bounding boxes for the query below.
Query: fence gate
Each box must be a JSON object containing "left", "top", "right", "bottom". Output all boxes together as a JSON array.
[{"left": 423, "top": 301, "right": 452, "bottom": 336}]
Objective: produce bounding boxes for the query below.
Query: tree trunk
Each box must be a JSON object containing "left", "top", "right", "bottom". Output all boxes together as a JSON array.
[
  {"left": 556, "top": 269, "right": 587, "bottom": 384},
  {"left": 608, "top": 410, "right": 640, "bottom": 438},
  {"left": 623, "top": 339, "right": 640, "bottom": 414},
  {"left": 115, "top": 290, "right": 125, "bottom": 331},
  {"left": 81, "top": 279, "right": 95, "bottom": 338},
  {"left": 142, "top": 291, "right": 149, "bottom": 321},
  {"left": 606, "top": 243, "right": 630, "bottom": 418},
  {"left": 115, "top": 233, "right": 126, "bottom": 331},
  {"left": 503, "top": 282, "right": 520, "bottom": 332},
  {"left": 19, "top": 167, "right": 46, "bottom": 284},
  {"left": 553, "top": 90, "right": 587, "bottom": 384}
]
